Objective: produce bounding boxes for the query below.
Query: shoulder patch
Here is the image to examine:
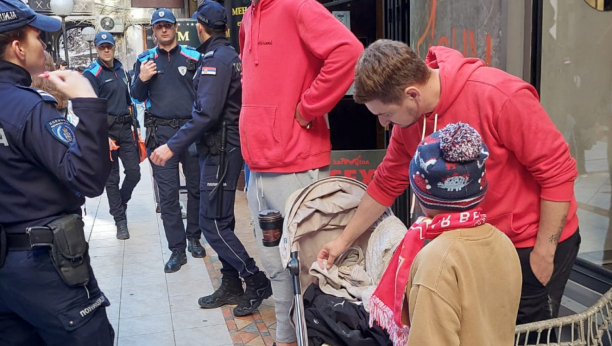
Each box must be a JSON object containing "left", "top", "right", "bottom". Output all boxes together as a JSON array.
[
  {"left": 233, "top": 62, "right": 242, "bottom": 73},
  {"left": 201, "top": 66, "right": 217, "bottom": 76},
  {"left": 16, "top": 85, "right": 57, "bottom": 103},
  {"left": 45, "top": 118, "right": 76, "bottom": 147},
  {"left": 203, "top": 50, "right": 215, "bottom": 59}
]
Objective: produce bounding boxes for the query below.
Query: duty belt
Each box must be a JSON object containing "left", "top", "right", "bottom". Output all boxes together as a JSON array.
[
  {"left": 153, "top": 118, "right": 190, "bottom": 128},
  {"left": 110, "top": 114, "right": 133, "bottom": 124},
  {"left": 4, "top": 229, "right": 53, "bottom": 251}
]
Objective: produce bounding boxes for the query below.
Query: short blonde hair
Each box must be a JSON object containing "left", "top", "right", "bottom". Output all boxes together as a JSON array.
[{"left": 354, "top": 39, "right": 430, "bottom": 105}]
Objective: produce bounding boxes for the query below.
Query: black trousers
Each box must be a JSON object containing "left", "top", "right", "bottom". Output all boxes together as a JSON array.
[
  {"left": 149, "top": 125, "right": 201, "bottom": 252},
  {"left": 199, "top": 145, "right": 259, "bottom": 279},
  {"left": 0, "top": 250, "right": 114, "bottom": 346},
  {"left": 516, "top": 228, "right": 581, "bottom": 326},
  {"left": 106, "top": 122, "right": 141, "bottom": 224}
]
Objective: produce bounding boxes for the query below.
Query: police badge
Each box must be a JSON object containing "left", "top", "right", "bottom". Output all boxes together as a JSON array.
[
  {"left": 159, "top": 11, "right": 165, "bottom": 17},
  {"left": 178, "top": 66, "right": 187, "bottom": 76}
]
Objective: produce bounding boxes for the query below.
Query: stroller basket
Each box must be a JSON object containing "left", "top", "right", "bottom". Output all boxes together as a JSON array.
[{"left": 515, "top": 288, "right": 612, "bottom": 346}]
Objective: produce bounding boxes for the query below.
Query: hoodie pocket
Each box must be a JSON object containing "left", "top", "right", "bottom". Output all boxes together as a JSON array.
[{"left": 240, "top": 105, "right": 281, "bottom": 164}]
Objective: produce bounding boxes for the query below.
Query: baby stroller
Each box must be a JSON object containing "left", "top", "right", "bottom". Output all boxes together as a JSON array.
[{"left": 279, "top": 176, "right": 404, "bottom": 346}]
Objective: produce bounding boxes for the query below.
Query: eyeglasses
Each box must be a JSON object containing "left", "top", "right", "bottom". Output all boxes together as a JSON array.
[
  {"left": 98, "top": 44, "right": 114, "bottom": 51},
  {"left": 153, "top": 22, "right": 175, "bottom": 30}
]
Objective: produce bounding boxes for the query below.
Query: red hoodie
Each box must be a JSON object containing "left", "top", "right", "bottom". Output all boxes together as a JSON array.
[
  {"left": 367, "top": 47, "right": 579, "bottom": 248},
  {"left": 239, "top": 0, "right": 363, "bottom": 173}
]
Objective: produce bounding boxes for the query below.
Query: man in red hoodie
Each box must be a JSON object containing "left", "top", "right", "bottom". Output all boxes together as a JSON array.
[
  {"left": 318, "top": 40, "right": 581, "bottom": 326},
  {"left": 239, "top": 1, "right": 363, "bottom": 345}
]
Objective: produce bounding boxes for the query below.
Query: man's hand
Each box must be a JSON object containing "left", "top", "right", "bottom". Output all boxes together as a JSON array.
[
  {"left": 317, "top": 236, "right": 351, "bottom": 269},
  {"left": 150, "top": 144, "right": 174, "bottom": 167},
  {"left": 295, "top": 102, "right": 311, "bottom": 128},
  {"left": 530, "top": 249, "right": 554, "bottom": 286},
  {"left": 139, "top": 61, "right": 158, "bottom": 82},
  {"left": 44, "top": 70, "right": 96, "bottom": 99}
]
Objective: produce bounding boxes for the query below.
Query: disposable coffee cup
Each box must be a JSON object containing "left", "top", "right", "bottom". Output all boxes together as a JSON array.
[{"left": 258, "top": 210, "right": 283, "bottom": 247}]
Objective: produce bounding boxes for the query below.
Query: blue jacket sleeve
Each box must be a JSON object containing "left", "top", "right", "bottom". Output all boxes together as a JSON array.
[
  {"left": 131, "top": 58, "right": 150, "bottom": 103},
  {"left": 166, "top": 57, "right": 231, "bottom": 154},
  {"left": 24, "top": 98, "right": 111, "bottom": 197}
]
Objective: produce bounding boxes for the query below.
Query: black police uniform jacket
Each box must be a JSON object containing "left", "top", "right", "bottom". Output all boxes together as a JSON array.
[
  {"left": 0, "top": 61, "right": 110, "bottom": 233},
  {"left": 165, "top": 35, "right": 242, "bottom": 154},
  {"left": 83, "top": 58, "right": 135, "bottom": 120},
  {"left": 131, "top": 44, "right": 199, "bottom": 119}
]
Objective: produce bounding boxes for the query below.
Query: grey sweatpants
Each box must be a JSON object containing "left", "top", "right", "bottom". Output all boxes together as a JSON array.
[{"left": 246, "top": 167, "right": 329, "bottom": 343}]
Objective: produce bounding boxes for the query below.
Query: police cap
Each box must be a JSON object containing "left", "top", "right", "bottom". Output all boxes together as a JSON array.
[
  {"left": 151, "top": 8, "right": 176, "bottom": 25},
  {"left": 196, "top": 1, "right": 227, "bottom": 31},
  {"left": 0, "top": 0, "right": 61, "bottom": 33},
  {"left": 94, "top": 32, "right": 115, "bottom": 47}
]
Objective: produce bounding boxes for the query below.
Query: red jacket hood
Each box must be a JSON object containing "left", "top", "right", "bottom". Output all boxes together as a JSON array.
[
  {"left": 253, "top": 0, "right": 276, "bottom": 10},
  {"left": 427, "top": 46, "right": 484, "bottom": 116}
]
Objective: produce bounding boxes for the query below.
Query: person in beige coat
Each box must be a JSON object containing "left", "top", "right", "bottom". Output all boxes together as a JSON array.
[{"left": 369, "top": 123, "right": 522, "bottom": 346}]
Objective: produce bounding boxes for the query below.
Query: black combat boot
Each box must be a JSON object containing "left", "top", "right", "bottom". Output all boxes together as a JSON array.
[
  {"left": 187, "top": 238, "right": 206, "bottom": 258},
  {"left": 116, "top": 220, "right": 130, "bottom": 240},
  {"left": 198, "top": 275, "right": 244, "bottom": 309},
  {"left": 233, "top": 272, "right": 272, "bottom": 317},
  {"left": 164, "top": 250, "right": 187, "bottom": 273}
]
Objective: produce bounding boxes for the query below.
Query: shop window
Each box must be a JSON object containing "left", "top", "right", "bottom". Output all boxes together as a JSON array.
[{"left": 540, "top": 0, "right": 612, "bottom": 269}]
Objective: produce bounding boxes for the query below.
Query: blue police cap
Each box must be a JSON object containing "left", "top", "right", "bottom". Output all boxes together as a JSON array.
[
  {"left": 196, "top": 1, "right": 227, "bottom": 30},
  {"left": 0, "top": 0, "right": 61, "bottom": 33},
  {"left": 151, "top": 8, "right": 176, "bottom": 25},
  {"left": 94, "top": 32, "right": 115, "bottom": 47}
]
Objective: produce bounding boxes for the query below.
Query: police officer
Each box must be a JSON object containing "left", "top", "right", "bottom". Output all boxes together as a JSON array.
[
  {"left": 83, "top": 32, "right": 141, "bottom": 240},
  {"left": 132, "top": 8, "right": 206, "bottom": 273},
  {"left": 0, "top": 0, "right": 114, "bottom": 344},
  {"left": 151, "top": 1, "right": 272, "bottom": 317}
]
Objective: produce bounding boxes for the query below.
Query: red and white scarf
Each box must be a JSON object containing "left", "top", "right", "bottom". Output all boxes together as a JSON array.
[{"left": 369, "top": 209, "right": 487, "bottom": 346}]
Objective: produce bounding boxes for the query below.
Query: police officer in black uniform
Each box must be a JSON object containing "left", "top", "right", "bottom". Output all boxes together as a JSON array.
[
  {"left": 132, "top": 8, "right": 206, "bottom": 273},
  {"left": 150, "top": 1, "right": 272, "bottom": 317},
  {"left": 83, "top": 32, "right": 141, "bottom": 240},
  {"left": 0, "top": 1, "right": 114, "bottom": 344}
]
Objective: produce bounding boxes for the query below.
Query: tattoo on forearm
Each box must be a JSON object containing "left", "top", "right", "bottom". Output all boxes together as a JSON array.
[{"left": 549, "top": 214, "right": 567, "bottom": 244}]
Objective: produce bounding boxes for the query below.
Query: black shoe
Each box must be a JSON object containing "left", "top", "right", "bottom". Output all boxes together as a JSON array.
[
  {"left": 116, "top": 221, "right": 130, "bottom": 240},
  {"left": 188, "top": 239, "right": 206, "bottom": 258},
  {"left": 233, "top": 272, "right": 272, "bottom": 317},
  {"left": 198, "top": 276, "right": 244, "bottom": 309},
  {"left": 164, "top": 250, "right": 187, "bottom": 273}
]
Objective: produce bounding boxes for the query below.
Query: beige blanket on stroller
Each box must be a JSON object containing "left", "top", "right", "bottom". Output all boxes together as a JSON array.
[{"left": 308, "top": 216, "right": 407, "bottom": 305}]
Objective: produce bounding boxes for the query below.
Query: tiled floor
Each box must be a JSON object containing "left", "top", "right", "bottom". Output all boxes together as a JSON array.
[{"left": 84, "top": 160, "right": 276, "bottom": 346}]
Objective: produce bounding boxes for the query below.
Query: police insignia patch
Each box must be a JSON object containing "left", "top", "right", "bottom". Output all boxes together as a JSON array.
[
  {"left": 201, "top": 67, "right": 217, "bottom": 76},
  {"left": 178, "top": 66, "right": 187, "bottom": 76},
  {"left": 102, "top": 34, "right": 107, "bottom": 39},
  {"left": 159, "top": 11, "right": 165, "bottom": 17},
  {"left": 46, "top": 118, "right": 76, "bottom": 147}
]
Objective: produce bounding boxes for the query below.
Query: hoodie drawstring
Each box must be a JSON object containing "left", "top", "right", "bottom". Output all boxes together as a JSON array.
[
  {"left": 410, "top": 113, "right": 438, "bottom": 219},
  {"left": 248, "top": 5, "right": 261, "bottom": 66}
]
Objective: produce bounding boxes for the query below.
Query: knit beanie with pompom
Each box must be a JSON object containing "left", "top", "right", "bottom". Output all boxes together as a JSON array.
[{"left": 408, "top": 122, "right": 490, "bottom": 211}]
